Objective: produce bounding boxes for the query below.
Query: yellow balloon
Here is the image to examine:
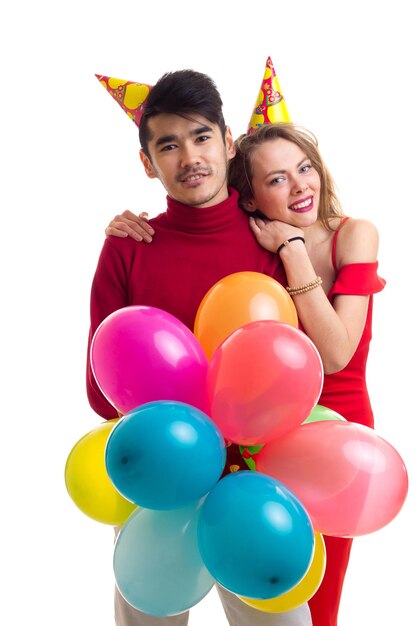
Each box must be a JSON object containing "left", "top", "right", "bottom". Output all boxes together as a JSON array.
[
  {"left": 238, "top": 532, "right": 326, "bottom": 613},
  {"left": 65, "top": 419, "right": 137, "bottom": 525}
]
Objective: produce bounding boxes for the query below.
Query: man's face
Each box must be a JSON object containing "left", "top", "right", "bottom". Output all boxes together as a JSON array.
[{"left": 140, "top": 113, "right": 235, "bottom": 208}]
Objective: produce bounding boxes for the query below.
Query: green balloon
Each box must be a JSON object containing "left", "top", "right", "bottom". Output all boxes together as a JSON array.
[{"left": 303, "top": 404, "right": 346, "bottom": 424}]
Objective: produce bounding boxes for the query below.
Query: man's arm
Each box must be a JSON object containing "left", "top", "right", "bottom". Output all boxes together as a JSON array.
[{"left": 86, "top": 238, "right": 130, "bottom": 418}]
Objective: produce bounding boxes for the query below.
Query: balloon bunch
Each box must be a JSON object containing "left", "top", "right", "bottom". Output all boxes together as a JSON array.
[{"left": 65, "top": 271, "right": 408, "bottom": 617}]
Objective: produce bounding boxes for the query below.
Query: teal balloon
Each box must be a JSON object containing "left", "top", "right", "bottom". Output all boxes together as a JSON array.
[
  {"left": 303, "top": 404, "right": 346, "bottom": 424},
  {"left": 105, "top": 401, "right": 226, "bottom": 509},
  {"left": 114, "top": 501, "right": 214, "bottom": 616},
  {"left": 198, "top": 471, "right": 314, "bottom": 599}
]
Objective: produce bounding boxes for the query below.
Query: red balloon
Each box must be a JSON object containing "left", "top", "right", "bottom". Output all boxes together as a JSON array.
[
  {"left": 207, "top": 321, "right": 323, "bottom": 445},
  {"left": 90, "top": 306, "right": 209, "bottom": 415},
  {"left": 256, "top": 421, "right": 408, "bottom": 537}
]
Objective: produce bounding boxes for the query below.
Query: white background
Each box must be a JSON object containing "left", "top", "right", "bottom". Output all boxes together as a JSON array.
[{"left": 1, "top": 1, "right": 415, "bottom": 624}]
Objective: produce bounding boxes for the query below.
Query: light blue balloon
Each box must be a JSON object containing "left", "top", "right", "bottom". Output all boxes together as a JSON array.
[
  {"left": 105, "top": 401, "right": 226, "bottom": 509},
  {"left": 197, "top": 471, "right": 314, "bottom": 600},
  {"left": 114, "top": 501, "right": 214, "bottom": 616}
]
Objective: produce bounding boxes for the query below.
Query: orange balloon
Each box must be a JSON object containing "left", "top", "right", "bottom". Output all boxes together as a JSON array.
[{"left": 194, "top": 272, "right": 298, "bottom": 360}]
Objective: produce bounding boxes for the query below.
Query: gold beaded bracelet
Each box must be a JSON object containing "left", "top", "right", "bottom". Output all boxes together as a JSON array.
[{"left": 286, "top": 276, "right": 323, "bottom": 296}]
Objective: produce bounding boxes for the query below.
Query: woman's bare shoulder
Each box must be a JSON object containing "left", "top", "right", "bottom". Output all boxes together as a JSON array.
[{"left": 336, "top": 217, "right": 379, "bottom": 265}]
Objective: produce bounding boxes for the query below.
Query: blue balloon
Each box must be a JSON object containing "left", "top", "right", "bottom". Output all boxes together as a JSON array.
[
  {"left": 114, "top": 501, "right": 214, "bottom": 616},
  {"left": 197, "top": 471, "right": 314, "bottom": 599},
  {"left": 105, "top": 401, "right": 226, "bottom": 509}
]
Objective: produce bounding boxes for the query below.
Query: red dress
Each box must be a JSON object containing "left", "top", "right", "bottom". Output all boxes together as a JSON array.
[
  {"left": 307, "top": 218, "right": 386, "bottom": 626},
  {"left": 231, "top": 218, "right": 386, "bottom": 624}
]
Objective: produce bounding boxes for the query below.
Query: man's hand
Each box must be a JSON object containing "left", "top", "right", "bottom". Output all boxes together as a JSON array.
[{"left": 105, "top": 210, "right": 155, "bottom": 243}]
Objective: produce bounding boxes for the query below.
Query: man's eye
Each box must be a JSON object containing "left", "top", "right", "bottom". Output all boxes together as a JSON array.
[
  {"left": 161, "top": 144, "right": 176, "bottom": 152},
  {"left": 196, "top": 135, "right": 210, "bottom": 143}
]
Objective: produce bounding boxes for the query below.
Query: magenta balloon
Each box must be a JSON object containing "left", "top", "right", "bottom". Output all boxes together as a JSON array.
[
  {"left": 207, "top": 321, "right": 324, "bottom": 446},
  {"left": 90, "top": 306, "right": 209, "bottom": 415},
  {"left": 257, "top": 421, "right": 408, "bottom": 537}
]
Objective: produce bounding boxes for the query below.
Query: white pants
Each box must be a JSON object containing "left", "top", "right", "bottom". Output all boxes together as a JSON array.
[{"left": 114, "top": 585, "right": 312, "bottom": 626}]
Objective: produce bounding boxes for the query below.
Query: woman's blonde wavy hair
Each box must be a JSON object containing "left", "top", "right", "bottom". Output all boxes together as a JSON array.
[{"left": 228, "top": 123, "right": 343, "bottom": 230}]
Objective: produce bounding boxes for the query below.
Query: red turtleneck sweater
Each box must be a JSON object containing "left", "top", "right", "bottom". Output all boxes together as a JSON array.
[
  {"left": 87, "top": 188, "right": 282, "bottom": 418},
  {"left": 87, "top": 192, "right": 386, "bottom": 626}
]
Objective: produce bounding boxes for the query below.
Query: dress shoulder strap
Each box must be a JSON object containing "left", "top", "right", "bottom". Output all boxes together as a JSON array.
[{"left": 331, "top": 216, "right": 350, "bottom": 270}]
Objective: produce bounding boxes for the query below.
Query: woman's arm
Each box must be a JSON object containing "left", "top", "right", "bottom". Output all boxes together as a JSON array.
[
  {"left": 249, "top": 216, "right": 379, "bottom": 374},
  {"left": 105, "top": 210, "right": 155, "bottom": 242},
  {"left": 103, "top": 209, "right": 380, "bottom": 374}
]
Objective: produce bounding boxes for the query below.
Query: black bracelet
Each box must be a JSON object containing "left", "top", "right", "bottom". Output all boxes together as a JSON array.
[{"left": 276, "top": 236, "right": 305, "bottom": 256}]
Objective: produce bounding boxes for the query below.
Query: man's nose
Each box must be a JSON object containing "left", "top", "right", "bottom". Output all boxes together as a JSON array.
[{"left": 180, "top": 144, "right": 202, "bottom": 169}]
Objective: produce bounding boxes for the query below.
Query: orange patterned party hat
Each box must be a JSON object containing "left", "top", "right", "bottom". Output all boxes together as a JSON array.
[
  {"left": 95, "top": 75, "right": 152, "bottom": 127},
  {"left": 247, "top": 57, "right": 291, "bottom": 134}
]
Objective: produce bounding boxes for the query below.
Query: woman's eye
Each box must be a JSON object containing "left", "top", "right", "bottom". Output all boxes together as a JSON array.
[
  {"left": 270, "top": 176, "right": 285, "bottom": 185},
  {"left": 300, "top": 164, "right": 312, "bottom": 173}
]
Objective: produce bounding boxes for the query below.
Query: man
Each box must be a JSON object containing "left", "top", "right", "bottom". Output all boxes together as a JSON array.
[{"left": 87, "top": 68, "right": 312, "bottom": 626}]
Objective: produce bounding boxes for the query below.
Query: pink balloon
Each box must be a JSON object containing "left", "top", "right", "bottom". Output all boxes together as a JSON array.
[
  {"left": 207, "top": 321, "right": 324, "bottom": 445},
  {"left": 90, "top": 306, "right": 209, "bottom": 415},
  {"left": 256, "top": 421, "right": 408, "bottom": 537}
]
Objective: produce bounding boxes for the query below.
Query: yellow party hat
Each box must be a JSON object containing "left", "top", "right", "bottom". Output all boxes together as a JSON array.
[
  {"left": 247, "top": 57, "right": 291, "bottom": 134},
  {"left": 95, "top": 74, "right": 152, "bottom": 127}
]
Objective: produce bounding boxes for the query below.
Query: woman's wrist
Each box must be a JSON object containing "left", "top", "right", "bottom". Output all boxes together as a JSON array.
[
  {"left": 286, "top": 276, "right": 323, "bottom": 296},
  {"left": 277, "top": 236, "right": 306, "bottom": 258}
]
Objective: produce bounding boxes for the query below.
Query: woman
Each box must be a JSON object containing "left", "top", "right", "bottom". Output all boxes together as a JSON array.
[{"left": 104, "top": 122, "right": 385, "bottom": 626}]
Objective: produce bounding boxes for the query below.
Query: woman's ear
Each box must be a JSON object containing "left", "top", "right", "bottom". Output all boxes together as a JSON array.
[{"left": 242, "top": 198, "right": 257, "bottom": 213}]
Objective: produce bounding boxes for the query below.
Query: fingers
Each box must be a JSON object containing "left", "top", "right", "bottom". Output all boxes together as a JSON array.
[
  {"left": 253, "top": 216, "right": 267, "bottom": 229},
  {"left": 105, "top": 210, "right": 155, "bottom": 242},
  {"left": 105, "top": 225, "right": 128, "bottom": 238},
  {"left": 248, "top": 216, "right": 265, "bottom": 234},
  {"left": 248, "top": 217, "right": 258, "bottom": 235}
]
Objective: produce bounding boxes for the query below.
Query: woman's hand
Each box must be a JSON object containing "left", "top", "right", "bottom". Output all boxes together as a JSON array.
[
  {"left": 249, "top": 216, "right": 304, "bottom": 253},
  {"left": 105, "top": 210, "right": 155, "bottom": 243}
]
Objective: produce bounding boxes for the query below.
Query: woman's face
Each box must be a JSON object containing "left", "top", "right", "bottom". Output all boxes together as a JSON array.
[{"left": 246, "top": 138, "right": 321, "bottom": 226}]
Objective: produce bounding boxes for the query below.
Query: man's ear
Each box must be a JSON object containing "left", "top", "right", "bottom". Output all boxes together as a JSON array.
[
  {"left": 139, "top": 150, "right": 157, "bottom": 179},
  {"left": 225, "top": 126, "right": 236, "bottom": 160}
]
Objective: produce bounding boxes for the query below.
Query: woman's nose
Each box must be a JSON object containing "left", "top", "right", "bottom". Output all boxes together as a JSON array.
[{"left": 292, "top": 178, "right": 308, "bottom": 194}]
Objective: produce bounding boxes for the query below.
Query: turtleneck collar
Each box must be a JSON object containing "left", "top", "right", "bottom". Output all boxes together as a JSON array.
[{"left": 165, "top": 187, "right": 244, "bottom": 234}]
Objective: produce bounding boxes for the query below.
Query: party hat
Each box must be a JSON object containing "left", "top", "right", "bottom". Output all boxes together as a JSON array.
[
  {"left": 95, "top": 74, "right": 152, "bottom": 127},
  {"left": 247, "top": 57, "right": 291, "bottom": 134}
]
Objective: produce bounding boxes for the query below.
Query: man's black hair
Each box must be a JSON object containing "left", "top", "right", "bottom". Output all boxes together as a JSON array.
[{"left": 139, "top": 69, "right": 227, "bottom": 157}]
